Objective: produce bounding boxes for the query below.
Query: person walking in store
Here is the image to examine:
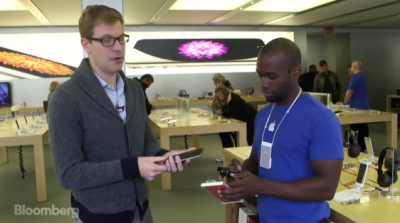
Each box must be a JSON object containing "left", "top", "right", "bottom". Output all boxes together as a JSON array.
[
  {"left": 219, "top": 38, "right": 344, "bottom": 223},
  {"left": 208, "top": 73, "right": 241, "bottom": 162},
  {"left": 313, "top": 60, "right": 342, "bottom": 103},
  {"left": 47, "top": 81, "right": 60, "bottom": 102},
  {"left": 133, "top": 74, "right": 156, "bottom": 115},
  {"left": 214, "top": 84, "right": 257, "bottom": 159},
  {"left": 337, "top": 61, "right": 370, "bottom": 152},
  {"left": 47, "top": 5, "right": 195, "bottom": 223},
  {"left": 299, "top": 64, "right": 318, "bottom": 92}
]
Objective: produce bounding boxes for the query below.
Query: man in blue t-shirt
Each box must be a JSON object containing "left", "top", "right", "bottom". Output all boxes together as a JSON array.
[
  {"left": 219, "top": 38, "right": 344, "bottom": 223},
  {"left": 337, "top": 61, "right": 370, "bottom": 152}
]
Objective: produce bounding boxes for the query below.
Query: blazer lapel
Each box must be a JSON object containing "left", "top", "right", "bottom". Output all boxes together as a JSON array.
[{"left": 120, "top": 72, "right": 135, "bottom": 123}]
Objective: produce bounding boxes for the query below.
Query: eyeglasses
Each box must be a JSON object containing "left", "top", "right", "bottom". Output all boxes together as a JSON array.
[{"left": 90, "top": 34, "right": 130, "bottom": 47}]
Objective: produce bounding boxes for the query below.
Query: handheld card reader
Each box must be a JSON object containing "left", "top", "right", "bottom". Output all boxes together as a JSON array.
[{"left": 356, "top": 160, "right": 370, "bottom": 189}]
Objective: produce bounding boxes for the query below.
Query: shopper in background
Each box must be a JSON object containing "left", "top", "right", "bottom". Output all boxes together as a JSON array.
[
  {"left": 219, "top": 38, "right": 343, "bottom": 223},
  {"left": 47, "top": 5, "right": 194, "bottom": 223},
  {"left": 133, "top": 74, "right": 156, "bottom": 115},
  {"left": 47, "top": 81, "right": 60, "bottom": 102},
  {"left": 337, "top": 61, "right": 370, "bottom": 152},
  {"left": 214, "top": 84, "right": 257, "bottom": 160},
  {"left": 299, "top": 64, "right": 318, "bottom": 92},
  {"left": 313, "top": 60, "right": 341, "bottom": 103}
]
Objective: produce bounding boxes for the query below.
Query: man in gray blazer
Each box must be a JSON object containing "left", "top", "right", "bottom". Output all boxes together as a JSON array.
[{"left": 47, "top": 5, "right": 194, "bottom": 223}]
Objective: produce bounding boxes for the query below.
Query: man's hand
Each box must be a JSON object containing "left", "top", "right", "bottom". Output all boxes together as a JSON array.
[
  {"left": 162, "top": 147, "right": 196, "bottom": 173},
  {"left": 219, "top": 170, "right": 263, "bottom": 201},
  {"left": 219, "top": 159, "right": 242, "bottom": 182},
  {"left": 336, "top": 102, "right": 343, "bottom": 105},
  {"left": 216, "top": 108, "right": 223, "bottom": 115},
  {"left": 138, "top": 156, "right": 168, "bottom": 181}
]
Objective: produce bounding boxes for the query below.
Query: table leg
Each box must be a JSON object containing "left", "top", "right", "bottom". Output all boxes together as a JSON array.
[
  {"left": 193, "top": 134, "right": 200, "bottom": 149},
  {"left": 160, "top": 134, "right": 171, "bottom": 191},
  {"left": 33, "top": 137, "right": 47, "bottom": 202},
  {"left": 236, "top": 125, "right": 248, "bottom": 147},
  {"left": 386, "top": 113, "right": 398, "bottom": 153},
  {"left": 224, "top": 154, "right": 233, "bottom": 223},
  {"left": 1, "top": 146, "right": 9, "bottom": 163}
]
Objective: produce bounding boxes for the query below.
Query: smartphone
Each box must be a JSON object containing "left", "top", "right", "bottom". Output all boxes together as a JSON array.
[
  {"left": 176, "top": 148, "right": 204, "bottom": 161},
  {"left": 356, "top": 160, "right": 369, "bottom": 188},
  {"left": 364, "top": 137, "right": 375, "bottom": 157}
]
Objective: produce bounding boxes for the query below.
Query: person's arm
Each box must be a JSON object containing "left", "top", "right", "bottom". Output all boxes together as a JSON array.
[
  {"left": 343, "top": 75, "right": 358, "bottom": 105},
  {"left": 48, "top": 90, "right": 143, "bottom": 190},
  {"left": 313, "top": 75, "right": 320, "bottom": 92},
  {"left": 259, "top": 111, "right": 343, "bottom": 201},
  {"left": 145, "top": 95, "right": 152, "bottom": 115}
]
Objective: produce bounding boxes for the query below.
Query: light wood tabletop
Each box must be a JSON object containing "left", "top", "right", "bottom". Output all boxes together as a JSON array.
[
  {"left": 148, "top": 108, "right": 247, "bottom": 191},
  {"left": 150, "top": 95, "right": 266, "bottom": 107},
  {"left": 0, "top": 116, "right": 49, "bottom": 202},
  {"left": 223, "top": 147, "right": 400, "bottom": 223}
]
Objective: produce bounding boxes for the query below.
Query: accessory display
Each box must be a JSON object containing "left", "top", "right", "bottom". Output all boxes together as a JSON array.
[
  {"left": 248, "top": 87, "right": 254, "bottom": 96},
  {"left": 179, "top": 90, "right": 189, "bottom": 98},
  {"left": 377, "top": 147, "right": 399, "bottom": 187},
  {"left": 344, "top": 129, "right": 361, "bottom": 158}
]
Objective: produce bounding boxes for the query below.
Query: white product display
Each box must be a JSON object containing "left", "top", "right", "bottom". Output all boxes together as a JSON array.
[
  {"left": 238, "top": 207, "right": 256, "bottom": 223},
  {"left": 334, "top": 189, "right": 369, "bottom": 205}
]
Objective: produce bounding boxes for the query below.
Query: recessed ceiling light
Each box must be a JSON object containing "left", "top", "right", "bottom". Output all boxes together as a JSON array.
[
  {"left": 246, "top": 0, "right": 336, "bottom": 12},
  {"left": 170, "top": 0, "right": 253, "bottom": 10},
  {"left": 0, "top": 0, "right": 27, "bottom": 11}
]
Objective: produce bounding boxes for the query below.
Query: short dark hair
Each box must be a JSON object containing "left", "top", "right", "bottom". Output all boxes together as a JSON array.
[
  {"left": 309, "top": 64, "right": 316, "bottom": 70},
  {"left": 140, "top": 74, "right": 154, "bottom": 82},
  {"left": 319, "top": 60, "right": 328, "bottom": 67},
  {"left": 259, "top": 38, "right": 301, "bottom": 68}
]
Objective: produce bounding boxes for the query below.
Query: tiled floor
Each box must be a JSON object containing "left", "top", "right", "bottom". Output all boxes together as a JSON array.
[{"left": 0, "top": 123, "right": 396, "bottom": 223}]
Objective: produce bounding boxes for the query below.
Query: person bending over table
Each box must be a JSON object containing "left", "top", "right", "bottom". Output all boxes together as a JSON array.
[
  {"left": 219, "top": 38, "right": 344, "bottom": 223},
  {"left": 214, "top": 84, "right": 257, "bottom": 160},
  {"left": 48, "top": 5, "right": 194, "bottom": 223}
]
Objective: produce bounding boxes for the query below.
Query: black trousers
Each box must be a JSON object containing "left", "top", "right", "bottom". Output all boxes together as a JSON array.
[
  {"left": 219, "top": 125, "right": 254, "bottom": 148},
  {"left": 350, "top": 123, "right": 369, "bottom": 153}
]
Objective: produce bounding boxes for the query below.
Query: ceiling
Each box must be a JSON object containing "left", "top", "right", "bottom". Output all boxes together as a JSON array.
[{"left": 1, "top": 0, "right": 400, "bottom": 28}]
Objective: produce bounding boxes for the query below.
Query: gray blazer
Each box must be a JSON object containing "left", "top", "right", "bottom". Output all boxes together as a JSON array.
[{"left": 48, "top": 58, "right": 167, "bottom": 215}]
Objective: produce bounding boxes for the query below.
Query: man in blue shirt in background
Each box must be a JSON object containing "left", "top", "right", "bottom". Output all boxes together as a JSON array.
[
  {"left": 337, "top": 61, "right": 370, "bottom": 152},
  {"left": 219, "top": 38, "right": 344, "bottom": 223}
]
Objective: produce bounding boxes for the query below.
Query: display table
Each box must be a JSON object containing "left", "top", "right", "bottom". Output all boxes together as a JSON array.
[
  {"left": 148, "top": 108, "right": 247, "bottom": 191},
  {"left": 0, "top": 116, "right": 49, "bottom": 202},
  {"left": 258, "top": 105, "right": 398, "bottom": 149},
  {"left": 151, "top": 95, "right": 266, "bottom": 107},
  {"left": 223, "top": 147, "right": 400, "bottom": 223},
  {"left": 0, "top": 106, "right": 43, "bottom": 115}
]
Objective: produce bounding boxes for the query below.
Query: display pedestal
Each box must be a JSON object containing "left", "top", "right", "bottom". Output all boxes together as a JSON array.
[
  {"left": 379, "top": 187, "right": 400, "bottom": 200},
  {"left": 334, "top": 189, "right": 370, "bottom": 205}
]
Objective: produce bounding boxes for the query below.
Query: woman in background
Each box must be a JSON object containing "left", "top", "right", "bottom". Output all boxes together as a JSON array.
[
  {"left": 207, "top": 73, "right": 242, "bottom": 162},
  {"left": 48, "top": 81, "right": 60, "bottom": 102}
]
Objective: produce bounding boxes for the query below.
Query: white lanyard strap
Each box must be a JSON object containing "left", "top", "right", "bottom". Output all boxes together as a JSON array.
[{"left": 262, "top": 88, "right": 302, "bottom": 145}]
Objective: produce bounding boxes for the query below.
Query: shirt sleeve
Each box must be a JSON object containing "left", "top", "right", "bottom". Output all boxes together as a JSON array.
[
  {"left": 309, "top": 110, "right": 344, "bottom": 161},
  {"left": 348, "top": 75, "right": 359, "bottom": 91}
]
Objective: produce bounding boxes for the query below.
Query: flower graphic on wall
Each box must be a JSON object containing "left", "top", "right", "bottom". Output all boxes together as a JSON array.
[{"left": 178, "top": 40, "right": 228, "bottom": 59}]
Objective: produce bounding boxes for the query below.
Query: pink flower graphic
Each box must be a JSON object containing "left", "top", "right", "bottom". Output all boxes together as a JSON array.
[{"left": 178, "top": 40, "right": 228, "bottom": 59}]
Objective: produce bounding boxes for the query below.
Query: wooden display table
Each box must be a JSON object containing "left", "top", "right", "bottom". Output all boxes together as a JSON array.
[
  {"left": 150, "top": 95, "right": 266, "bottom": 107},
  {"left": 0, "top": 116, "right": 49, "bottom": 202},
  {"left": 0, "top": 106, "right": 43, "bottom": 115},
  {"left": 258, "top": 104, "right": 398, "bottom": 148},
  {"left": 148, "top": 108, "right": 247, "bottom": 191},
  {"left": 223, "top": 147, "right": 400, "bottom": 223}
]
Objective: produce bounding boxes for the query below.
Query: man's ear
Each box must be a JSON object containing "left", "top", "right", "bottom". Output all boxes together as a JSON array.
[
  {"left": 81, "top": 38, "right": 91, "bottom": 54},
  {"left": 291, "top": 64, "right": 302, "bottom": 80}
]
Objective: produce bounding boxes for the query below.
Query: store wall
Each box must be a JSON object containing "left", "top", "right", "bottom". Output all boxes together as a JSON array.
[
  {"left": 0, "top": 26, "right": 303, "bottom": 107},
  {"left": 351, "top": 32, "right": 400, "bottom": 111}
]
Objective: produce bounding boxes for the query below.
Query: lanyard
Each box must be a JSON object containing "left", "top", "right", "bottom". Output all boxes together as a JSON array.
[{"left": 261, "top": 88, "right": 302, "bottom": 146}]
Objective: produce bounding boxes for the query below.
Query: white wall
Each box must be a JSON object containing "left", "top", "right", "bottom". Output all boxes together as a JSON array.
[{"left": 0, "top": 26, "right": 303, "bottom": 107}]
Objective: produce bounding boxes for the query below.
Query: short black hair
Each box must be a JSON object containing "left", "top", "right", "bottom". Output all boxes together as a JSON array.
[
  {"left": 319, "top": 60, "right": 328, "bottom": 67},
  {"left": 140, "top": 74, "right": 154, "bottom": 82},
  {"left": 259, "top": 38, "right": 301, "bottom": 68},
  {"left": 309, "top": 64, "right": 316, "bottom": 70}
]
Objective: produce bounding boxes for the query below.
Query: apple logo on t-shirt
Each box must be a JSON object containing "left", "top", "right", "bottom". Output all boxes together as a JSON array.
[{"left": 268, "top": 121, "right": 276, "bottom": 132}]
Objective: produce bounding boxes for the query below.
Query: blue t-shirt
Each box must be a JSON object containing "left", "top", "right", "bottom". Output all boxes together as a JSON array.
[
  {"left": 348, "top": 72, "right": 369, "bottom": 109},
  {"left": 253, "top": 93, "right": 344, "bottom": 223}
]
